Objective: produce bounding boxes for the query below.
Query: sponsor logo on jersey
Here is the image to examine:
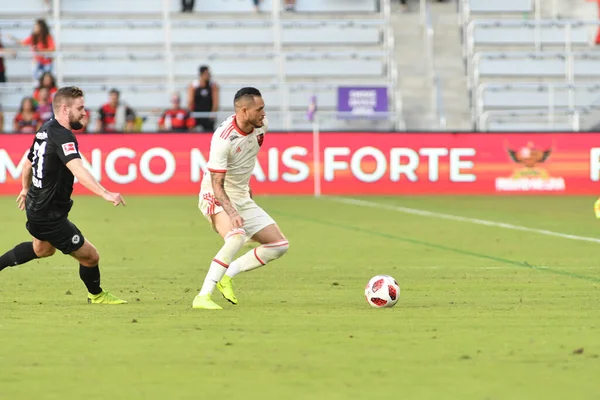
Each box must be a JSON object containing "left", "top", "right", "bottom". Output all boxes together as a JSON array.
[
  {"left": 36, "top": 131, "right": 48, "bottom": 140},
  {"left": 62, "top": 142, "right": 77, "bottom": 156}
]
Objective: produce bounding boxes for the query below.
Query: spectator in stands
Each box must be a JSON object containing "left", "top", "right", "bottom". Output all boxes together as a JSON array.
[
  {"left": 96, "top": 88, "right": 137, "bottom": 133},
  {"left": 284, "top": 0, "right": 296, "bottom": 11},
  {"left": 158, "top": 93, "right": 195, "bottom": 132},
  {"left": 8, "top": 19, "right": 55, "bottom": 82},
  {"left": 36, "top": 87, "right": 54, "bottom": 122},
  {"left": 181, "top": 0, "right": 194, "bottom": 12},
  {"left": 253, "top": 0, "right": 261, "bottom": 13},
  {"left": 72, "top": 110, "right": 90, "bottom": 134},
  {"left": 187, "top": 65, "right": 219, "bottom": 132},
  {"left": 0, "top": 30, "right": 8, "bottom": 83},
  {"left": 13, "top": 97, "right": 41, "bottom": 134},
  {"left": 33, "top": 72, "right": 58, "bottom": 104}
]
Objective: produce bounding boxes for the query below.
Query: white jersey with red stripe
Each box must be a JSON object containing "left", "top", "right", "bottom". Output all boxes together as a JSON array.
[{"left": 201, "top": 114, "right": 267, "bottom": 201}]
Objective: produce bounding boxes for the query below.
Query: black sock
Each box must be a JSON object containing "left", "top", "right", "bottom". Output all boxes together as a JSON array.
[
  {"left": 0, "top": 242, "right": 38, "bottom": 272},
  {"left": 79, "top": 265, "right": 102, "bottom": 295}
]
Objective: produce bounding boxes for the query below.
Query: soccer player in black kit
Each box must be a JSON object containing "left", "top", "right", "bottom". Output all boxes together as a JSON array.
[{"left": 0, "top": 86, "right": 127, "bottom": 304}]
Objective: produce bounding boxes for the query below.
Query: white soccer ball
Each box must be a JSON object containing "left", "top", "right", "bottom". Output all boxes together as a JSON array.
[{"left": 365, "top": 275, "right": 400, "bottom": 308}]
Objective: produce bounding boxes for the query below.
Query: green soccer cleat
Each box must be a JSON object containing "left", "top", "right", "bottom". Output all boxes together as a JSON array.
[
  {"left": 217, "top": 275, "right": 238, "bottom": 305},
  {"left": 87, "top": 291, "right": 128, "bottom": 304},
  {"left": 192, "top": 294, "right": 223, "bottom": 310}
]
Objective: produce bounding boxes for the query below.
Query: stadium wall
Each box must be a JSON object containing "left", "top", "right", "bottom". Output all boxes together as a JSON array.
[{"left": 1, "top": 133, "right": 599, "bottom": 195}]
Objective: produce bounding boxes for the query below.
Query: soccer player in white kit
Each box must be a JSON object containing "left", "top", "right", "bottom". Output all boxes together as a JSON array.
[{"left": 193, "top": 87, "right": 289, "bottom": 310}]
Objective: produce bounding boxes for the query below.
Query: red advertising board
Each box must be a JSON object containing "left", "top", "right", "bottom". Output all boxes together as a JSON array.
[{"left": 1, "top": 132, "right": 600, "bottom": 195}]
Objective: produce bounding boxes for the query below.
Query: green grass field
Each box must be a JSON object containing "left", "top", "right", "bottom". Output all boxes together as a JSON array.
[{"left": 1, "top": 195, "right": 600, "bottom": 400}]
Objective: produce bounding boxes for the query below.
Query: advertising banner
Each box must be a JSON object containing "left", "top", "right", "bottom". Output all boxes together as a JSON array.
[
  {"left": 337, "top": 87, "right": 388, "bottom": 117},
  {"left": 1, "top": 133, "right": 600, "bottom": 195}
]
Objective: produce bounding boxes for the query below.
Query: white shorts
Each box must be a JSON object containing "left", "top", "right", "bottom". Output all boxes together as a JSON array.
[{"left": 198, "top": 191, "right": 276, "bottom": 238}]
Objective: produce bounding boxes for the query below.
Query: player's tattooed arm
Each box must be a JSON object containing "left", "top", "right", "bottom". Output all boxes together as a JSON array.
[
  {"left": 211, "top": 172, "right": 237, "bottom": 216},
  {"left": 211, "top": 172, "right": 244, "bottom": 229}
]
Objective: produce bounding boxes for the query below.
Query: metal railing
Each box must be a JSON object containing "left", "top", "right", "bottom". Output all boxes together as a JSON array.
[
  {"left": 474, "top": 82, "right": 600, "bottom": 124},
  {"left": 477, "top": 106, "right": 600, "bottom": 132},
  {"left": 468, "top": 51, "right": 600, "bottom": 127}
]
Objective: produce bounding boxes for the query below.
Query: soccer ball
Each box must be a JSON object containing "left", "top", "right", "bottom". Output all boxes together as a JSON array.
[{"left": 365, "top": 275, "right": 400, "bottom": 308}]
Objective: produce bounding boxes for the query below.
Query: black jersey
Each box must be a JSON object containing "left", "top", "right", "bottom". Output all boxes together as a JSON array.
[
  {"left": 193, "top": 81, "right": 214, "bottom": 113},
  {"left": 26, "top": 119, "right": 81, "bottom": 223}
]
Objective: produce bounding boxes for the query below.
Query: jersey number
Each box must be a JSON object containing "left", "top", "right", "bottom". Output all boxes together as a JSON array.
[{"left": 31, "top": 141, "right": 47, "bottom": 180}]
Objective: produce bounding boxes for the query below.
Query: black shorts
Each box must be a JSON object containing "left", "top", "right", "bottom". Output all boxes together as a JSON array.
[{"left": 26, "top": 219, "right": 85, "bottom": 255}]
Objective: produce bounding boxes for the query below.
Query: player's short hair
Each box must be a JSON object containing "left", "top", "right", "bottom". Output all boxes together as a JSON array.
[
  {"left": 109, "top": 88, "right": 120, "bottom": 96},
  {"left": 234, "top": 87, "right": 262, "bottom": 109},
  {"left": 199, "top": 65, "right": 209, "bottom": 75},
  {"left": 52, "top": 86, "right": 84, "bottom": 112}
]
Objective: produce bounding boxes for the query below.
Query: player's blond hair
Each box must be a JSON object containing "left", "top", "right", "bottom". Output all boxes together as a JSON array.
[{"left": 52, "top": 86, "right": 84, "bottom": 113}]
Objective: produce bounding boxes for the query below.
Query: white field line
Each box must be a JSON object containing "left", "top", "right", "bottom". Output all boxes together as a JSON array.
[{"left": 329, "top": 197, "right": 600, "bottom": 245}]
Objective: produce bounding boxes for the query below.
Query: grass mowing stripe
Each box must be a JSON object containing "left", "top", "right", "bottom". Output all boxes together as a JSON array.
[{"left": 271, "top": 209, "right": 600, "bottom": 284}]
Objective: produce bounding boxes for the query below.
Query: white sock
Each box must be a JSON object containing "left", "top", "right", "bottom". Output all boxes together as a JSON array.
[
  {"left": 199, "top": 229, "right": 246, "bottom": 296},
  {"left": 226, "top": 240, "right": 289, "bottom": 278}
]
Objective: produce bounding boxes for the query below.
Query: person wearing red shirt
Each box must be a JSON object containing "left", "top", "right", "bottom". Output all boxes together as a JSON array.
[
  {"left": 158, "top": 93, "right": 195, "bottom": 132},
  {"left": 13, "top": 97, "right": 42, "bottom": 134},
  {"left": 35, "top": 87, "right": 54, "bottom": 122},
  {"left": 32, "top": 72, "right": 58, "bottom": 104},
  {"left": 95, "top": 88, "right": 137, "bottom": 133},
  {"left": 8, "top": 19, "right": 56, "bottom": 82}
]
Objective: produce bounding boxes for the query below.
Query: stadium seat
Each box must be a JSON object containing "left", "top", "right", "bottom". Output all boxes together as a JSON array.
[
  {"left": 0, "top": 0, "right": 47, "bottom": 15},
  {"left": 31, "top": 20, "right": 382, "bottom": 48},
  {"left": 478, "top": 83, "right": 600, "bottom": 109},
  {"left": 59, "top": 0, "right": 379, "bottom": 14},
  {"left": 464, "top": 0, "right": 533, "bottom": 14},
  {"left": 468, "top": 21, "right": 591, "bottom": 54}
]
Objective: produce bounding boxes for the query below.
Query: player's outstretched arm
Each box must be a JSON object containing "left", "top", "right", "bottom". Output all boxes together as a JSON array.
[
  {"left": 66, "top": 158, "right": 126, "bottom": 207},
  {"left": 211, "top": 171, "right": 243, "bottom": 229},
  {"left": 16, "top": 160, "right": 33, "bottom": 211}
]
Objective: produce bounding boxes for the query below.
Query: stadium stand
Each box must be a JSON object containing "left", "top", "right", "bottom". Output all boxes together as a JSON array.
[
  {"left": 0, "top": 0, "right": 400, "bottom": 132},
  {"left": 460, "top": 0, "right": 600, "bottom": 131}
]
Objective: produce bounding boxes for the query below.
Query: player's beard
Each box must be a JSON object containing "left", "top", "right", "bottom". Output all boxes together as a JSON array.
[
  {"left": 252, "top": 117, "right": 264, "bottom": 128},
  {"left": 68, "top": 111, "right": 83, "bottom": 131}
]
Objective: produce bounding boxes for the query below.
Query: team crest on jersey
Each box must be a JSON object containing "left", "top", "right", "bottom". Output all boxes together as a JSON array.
[
  {"left": 62, "top": 142, "right": 77, "bottom": 156},
  {"left": 71, "top": 234, "right": 81, "bottom": 245},
  {"left": 257, "top": 134, "right": 264, "bottom": 147}
]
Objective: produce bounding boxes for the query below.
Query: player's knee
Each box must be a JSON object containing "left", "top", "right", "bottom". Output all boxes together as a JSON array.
[
  {"left": 33, "top": 243, "right": 55, "bottom": 258},
  {"left": 266, "top": 240, "right": 289, "bottom": 260},
  {"left": 224, "top": 228, "right": 246, "bottom": 244},
  {"left": 80, "top": 250, "right": 100, "bottom": 266},
  {"left": 88, "top": 250, "right": 100, "bottom": 266},
  {"left": 38, "top": 247, "right": 56, "bottom": 258}
]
